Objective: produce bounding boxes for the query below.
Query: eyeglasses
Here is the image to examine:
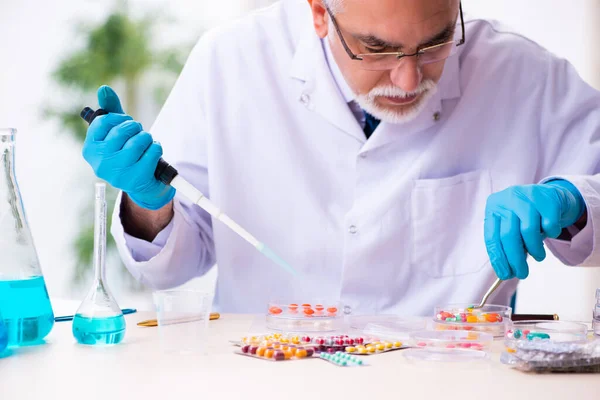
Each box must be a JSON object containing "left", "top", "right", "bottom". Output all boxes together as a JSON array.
[{"left": 326, "top": 2, "right": 466, "bottom": 71}]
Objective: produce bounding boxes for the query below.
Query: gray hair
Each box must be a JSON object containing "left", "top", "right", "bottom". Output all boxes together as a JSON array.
[{"left": 323, "top": 0, "right": 344, "bottom": 14}]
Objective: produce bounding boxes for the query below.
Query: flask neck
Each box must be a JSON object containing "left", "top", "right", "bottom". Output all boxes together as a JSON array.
[{"left": 93, "top": 185, "right": 107, "bottom": 284}]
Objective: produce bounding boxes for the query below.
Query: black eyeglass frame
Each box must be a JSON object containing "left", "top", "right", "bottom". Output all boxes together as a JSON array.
[{"left": 326, "top": 2, "right": 466, "bottom": 63}]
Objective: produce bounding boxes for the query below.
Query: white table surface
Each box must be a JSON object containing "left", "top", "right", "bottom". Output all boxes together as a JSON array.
[{"left": 1, "top": 311, "right": 599, "bottom": 400}]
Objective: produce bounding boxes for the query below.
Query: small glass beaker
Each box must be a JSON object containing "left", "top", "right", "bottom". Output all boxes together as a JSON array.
[
  {"left": 153, "top": 290, "right": 213, "bottom": 354},
  {"left": 0, "top": 128, "right": 54, "bottom": 346}
]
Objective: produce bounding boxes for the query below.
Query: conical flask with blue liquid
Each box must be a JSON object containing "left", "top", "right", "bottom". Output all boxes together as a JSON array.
[
  {"left": 0, "top": 128, "right": 54, "bottom": 347},
  {"left": 72, "top": 183, "right": 125, "bottom": 345}
]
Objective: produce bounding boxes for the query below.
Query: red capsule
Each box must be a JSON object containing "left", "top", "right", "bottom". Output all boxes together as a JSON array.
[{"left": 241, "top": 345, "right": 250, "bottom": 353}]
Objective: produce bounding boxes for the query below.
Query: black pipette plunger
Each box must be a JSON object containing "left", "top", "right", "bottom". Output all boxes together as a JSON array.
[{"left": 80, "top": 107, "right": 178, "bottom": 186}]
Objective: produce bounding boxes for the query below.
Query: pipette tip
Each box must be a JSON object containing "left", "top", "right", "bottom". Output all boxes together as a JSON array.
[{"left": 258, "top": 244, "right": 298, "bottom": 277}]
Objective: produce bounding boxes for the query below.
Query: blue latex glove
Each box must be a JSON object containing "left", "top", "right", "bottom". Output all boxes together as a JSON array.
[
  {"left": 82, "top": 85, "right": 175, "bottom": 210},
  {"left": 484, "top": 180, "right": 585, "bottom": 280}
]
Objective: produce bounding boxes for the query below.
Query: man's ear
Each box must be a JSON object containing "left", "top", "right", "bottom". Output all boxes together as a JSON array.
[{"left": 306, "top": 0, "right": 329, "bottom": 38}]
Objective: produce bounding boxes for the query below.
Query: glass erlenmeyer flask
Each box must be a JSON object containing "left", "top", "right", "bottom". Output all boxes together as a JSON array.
[
  {"left": 0, "top": 128, "right": 54, "bottom": 346},
  {"left": 72, "top": 183, "right": 125, "bottom": 345}
]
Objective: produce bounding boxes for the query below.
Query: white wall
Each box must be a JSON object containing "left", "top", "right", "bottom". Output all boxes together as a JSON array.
[{"left": 463, "top": 0, "right": 600, "bottom": 322}]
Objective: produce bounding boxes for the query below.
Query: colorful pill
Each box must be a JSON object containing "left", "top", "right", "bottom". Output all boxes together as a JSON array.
[
  {"left": 393, "top": 342, "right": 402, "bottom": 348},
  {"left": 288, "top": 303, "right": 298, "bottom": 311},
  {"left": 303, "top": 308, "right": 315, "bottom": 316},
  {"left": 376, "top": 343, "right": 385, "bottom": 351},
  {"left": 513, "top": 330, "right": 522, "bottom": 339},
  {"left": 265, "top": 348, "right": 274, "bottom": 359},
  {"left": 315, "top": 304, "right": 324, "bottom": 311},
  {"left": 417, "top": 342, "right": 427, "bottom": 347},
  {"left": 296, "top": 349, "right": 308, "bottom": 358},
  {"left": 302, "top": 303, "right": 311, "bottom": 307},
  {"left": 384, "top": 342, "right": 393, "bottom": 349},
  {"left": 327, "top": 307, "right": 338, "bottom": 313},
  {"left": 257, "top": 347, "right": 266, "bottom": 357},
  {"left": 269, "top": 306, "right": 282, "bottom": 315},
  {"left": 346, "top": 346, "right": 356, "bottom": 353},
  {"left": 241, "top": 345, "right": 250, "bottom": 353},
  {"left": 485, "top": 314, "right": 499, "bottom": 323},
  {"left": 274, "top": 351, "right": 285, "bottom": 361},
  {"left": 527, "top": 332, "right": 550, "bottom": 340},
  {"left": 466, "top": 315, "right": 479, "bottom": 323}
]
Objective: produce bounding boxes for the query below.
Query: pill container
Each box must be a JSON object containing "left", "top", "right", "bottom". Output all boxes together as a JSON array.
[
  {"left": 433, "top": 304, "right": 512, "bottom": 337},
  {"left": 409, "top": 330, "right": 493, "bottom": 352},
  {"left": 266, "top": 301, "right": 344, "bottom": 332},
  {"left": 504, "top": 320, "right": 588, "bottom": 351}
]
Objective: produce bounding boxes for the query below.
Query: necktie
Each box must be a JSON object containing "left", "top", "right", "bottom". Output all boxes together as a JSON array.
[{"left": 363, "top": 112, "right": 381, "bottom": 139}]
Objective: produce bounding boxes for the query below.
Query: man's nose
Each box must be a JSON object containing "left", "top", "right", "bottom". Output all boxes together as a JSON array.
[{"left": 389, "top": 57, "right": 422, "bottom": 93}]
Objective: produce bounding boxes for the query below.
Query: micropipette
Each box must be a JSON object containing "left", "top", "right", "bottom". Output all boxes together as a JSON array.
[{"left": 80, "top": 107, "right": 297, "bottom": 277}]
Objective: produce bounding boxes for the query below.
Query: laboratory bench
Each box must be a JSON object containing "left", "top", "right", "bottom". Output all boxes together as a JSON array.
[{"left": 1, "top": 311, "right": 599, "bottom": 400}]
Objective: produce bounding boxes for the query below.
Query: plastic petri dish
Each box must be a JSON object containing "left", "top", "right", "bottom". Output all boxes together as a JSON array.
[
  {"left": 433, "top": 304, "right": 512, "bottom": 337},
  {"left": 504, "top": 320, "right": 588, "bottom": 350},
  {"left": 409, "top": 330, "right": 493, "bottom": 352},
  {"left": 362, "top": 318, "right": 429, "bottom": 341},
  {"left": 404, "top": 347, "right": 489, "bottom": 363},
  {"left": 266, "top": 301, "right": 343, "bottom": 332}
]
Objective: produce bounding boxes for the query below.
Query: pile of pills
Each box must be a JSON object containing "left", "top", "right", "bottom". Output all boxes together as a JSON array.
[
  {"left": 436, "top": 310, "right": 503, "bottom": 323},
  {"left": 239, "top": 342, "right": 315, "bottom": 361},
  {"left": 238, "top": 334, "right": 403, "bottom": 355},
  {"left": 268, "top": 303, "right": 339, "bottom": 317},
  {"left": 319, "top": 351, "right": 365, "bottom": 367},
  {"left": 506, "top": 329, "right": 551, "bottom": 341}
]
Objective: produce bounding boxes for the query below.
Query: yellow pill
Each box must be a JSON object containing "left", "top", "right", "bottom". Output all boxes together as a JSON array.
[
  {"left": 346, "top": 346, "right": 356, "bottom": 353},
  {"left": 466, "top": 332, "right": 479, "bottom": 340},
  {"left": 292, "top": 338, "right": 300, "bottom": 344},
  {"left": 367, "top": 346, "right": 376, "bottom": 353},
  {"left": 384, "top": 342, "right": 393, "bottom": 349},
  {"left": 507, "top": 348, "right": 516, "bottom": 354},
  {"left": 280, "top": 338, "right": 289, "bottom": 344},
  {"left": 358, "top": 348, "right": 368, "bottom": 354},
  {"left": 393, "top": 342, "right": 403, "bottom": 348},
  {"left": 273, "top": 333, "right": 282, "bottom": 339},
  {"left": 466, "top": 315, "right": 479, "bottom": 323},
  {"left": 356, "top": 345, "right": 365, "bottom": 350},
  {"left": 376, "top": 344, "right": 385, "bottom": 351}
]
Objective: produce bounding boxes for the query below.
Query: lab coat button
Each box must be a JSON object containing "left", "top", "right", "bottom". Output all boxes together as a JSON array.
[
  {"left": 300, "top": 94, "right": 311, "bottom": 105},
  {"left": 349, "top": 225, "right": 357, "bottom": 234},
  {"left": 433, "top": 111, "right": 441, "bottom": 121},
  {"left": 343, "top": 305, "right": 352, "bottom": 315}
]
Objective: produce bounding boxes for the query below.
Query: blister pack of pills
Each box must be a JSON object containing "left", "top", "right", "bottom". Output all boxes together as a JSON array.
[{"left": 502, "top": 339, "right": 600, "bottom": 373}]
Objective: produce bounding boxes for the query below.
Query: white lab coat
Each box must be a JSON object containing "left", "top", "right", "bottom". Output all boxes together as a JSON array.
[{"left": 111, "top": 0, "right": 600, "bottom": 315}]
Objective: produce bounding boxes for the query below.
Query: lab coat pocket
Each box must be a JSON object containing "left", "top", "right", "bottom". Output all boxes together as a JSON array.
[{"left": 411, "top": 169, "right": 492, "bottom": 278}]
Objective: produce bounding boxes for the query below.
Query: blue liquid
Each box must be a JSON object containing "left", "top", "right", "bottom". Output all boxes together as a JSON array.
[
  {"left": 0, "top": 320, "right": 7, "bottom": 353},
  {"left": 72, "top": 314, "right": 126, "bottom": 345},
  {"left": 0, "top": 277, "right": 54, "bottom": 346}
]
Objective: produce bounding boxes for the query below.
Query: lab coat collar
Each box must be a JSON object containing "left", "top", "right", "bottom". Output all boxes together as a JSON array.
[
  {"left": 289, "top": 27, "right": 462, "bottom": 148},
  {"left": 290, "top": 28, "right": 366, "bottom": 143}
]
